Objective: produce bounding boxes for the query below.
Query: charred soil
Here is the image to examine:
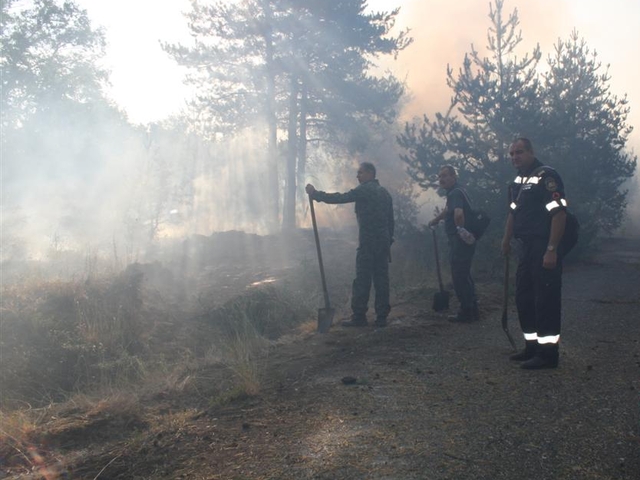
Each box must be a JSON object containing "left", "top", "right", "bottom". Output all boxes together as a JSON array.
[{"left": 2, "top": 235, "right": 640, "bottom": 480}]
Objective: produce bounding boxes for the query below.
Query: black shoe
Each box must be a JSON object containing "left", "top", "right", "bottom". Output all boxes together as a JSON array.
[
  {"left": 374, "top": 318, "right": 387, "bottom": 328},
  {"left": 521, "top": 354, "right": 559, "bottom": 369},
  {"left": 342, "top": 319, "right": 368, "bottom": 327},
  {"left": 448, "top": 308, "right": 475, "bottom": 323},
  {"left": 510, "top": 341, "right": 537, "bottom": 361},
  {"left": 521, "top": 344, "right": 559, "bottom": 369}
]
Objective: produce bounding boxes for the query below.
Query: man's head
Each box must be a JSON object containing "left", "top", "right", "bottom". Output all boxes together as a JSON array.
[
  {"left": 357, "top": 162, "right": 376, "bottom": 184},
  {"left": 438, "top": 165, "right": 457, "bottom": 190},
  {"left": 509, "top": 137, "right": 536, "bottom": 172}
]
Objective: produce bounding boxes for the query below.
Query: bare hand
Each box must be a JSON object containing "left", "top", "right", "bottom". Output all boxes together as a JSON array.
[
  {"left": 305, "top": 184, "right": 316, "bottom": 195},
  {"left": 542, "top": 250, "right": 557, "bottom": 269}
]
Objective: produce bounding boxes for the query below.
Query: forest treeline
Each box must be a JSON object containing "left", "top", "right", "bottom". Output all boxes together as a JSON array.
[{"left": 1, "top": 0, "right": 636, "bottom": 263}]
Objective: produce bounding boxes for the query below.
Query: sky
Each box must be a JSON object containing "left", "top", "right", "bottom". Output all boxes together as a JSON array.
[
  {"left": 75, "top": 0, "right": 640, "bottom": 138},
  {"left": 74, "top": 0, "right": 640, "bottom": 228}
]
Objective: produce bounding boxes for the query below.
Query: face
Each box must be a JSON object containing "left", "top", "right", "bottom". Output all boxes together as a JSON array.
[
  {"left": 438, "top": 168, "right": 457, "bottom": 190},
  {"left": 357, "top": 165, "right": 374, "bottom": 184},
  {"left": 509, "top": 140, "right": 535, "bottom": 171}
]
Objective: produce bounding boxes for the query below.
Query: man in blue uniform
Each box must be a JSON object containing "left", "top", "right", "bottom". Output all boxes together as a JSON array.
[
  {"left": 428, "top": 165, "right": 479, "bottom": 322},
  {"left": 501, "top": 138, "right": 568, "bottom": 369},
  {"left": 306, "top": 162, "right": 394, "bottom": 327}
]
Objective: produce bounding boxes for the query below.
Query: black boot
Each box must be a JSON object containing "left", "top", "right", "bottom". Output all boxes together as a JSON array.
[
  {"left": 521, "top": 344, "right": 559, "bottom": 369},
  {"left": 342, "top": 315, "right": 368, "bottom": 327},
  {"left": 510, "top": 341, "right": 537, "bottom": 361},
  {"left": 374, "top": 316, "right": 387, "bottom": 327},
  {"left": 448, "top": 307, "right": 476, "bottom": 323}
]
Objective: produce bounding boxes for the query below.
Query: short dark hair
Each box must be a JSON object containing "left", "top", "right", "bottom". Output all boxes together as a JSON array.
[
  {"left": 360, "top": 162, "right": 376, "bottom": 178},
  {"left": 514, "top": 137, "right": 534, "bottom": 152},
  {"left": 439, "top": 165, "right": 457, "bottom": 176}
]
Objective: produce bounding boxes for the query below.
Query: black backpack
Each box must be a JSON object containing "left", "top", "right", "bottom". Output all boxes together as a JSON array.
[
  {"left": 531, "top": 166, "right": 580, "bottom": 256},
  {"left": 560, "top": 211, "right": 580, "bottom": 256},
  {"left": 454, "top": 188, "right": 491, "bottom": 240}
]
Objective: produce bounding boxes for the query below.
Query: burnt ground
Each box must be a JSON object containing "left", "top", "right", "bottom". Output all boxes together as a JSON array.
[{"left": 3, "top": 236, "right": 640, "bottom": 480}]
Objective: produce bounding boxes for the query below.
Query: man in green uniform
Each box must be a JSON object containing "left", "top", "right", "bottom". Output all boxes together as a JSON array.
[{"left": 306, "top": 162, "right": 394, "bottom": 327}]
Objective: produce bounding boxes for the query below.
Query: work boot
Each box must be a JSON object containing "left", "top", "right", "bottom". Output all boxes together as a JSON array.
[
  {"left": 342, "top": 315, "right": 368, "bottom": 327},
  {"left": 374, "top": 317, "right": 387, "bottom": 328},
  {"left": 510, "top": 341, "right": 537, "bottom": 361},
  {"left": 448, "top": 307, "right": 476, "bottom": 323},
  {"left": 521, "top": 344, "right": 559, "bottom": 369}
]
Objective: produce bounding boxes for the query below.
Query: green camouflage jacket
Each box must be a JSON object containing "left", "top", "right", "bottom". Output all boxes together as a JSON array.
[{"left": 312, "top": 179, "right": 394, "bottom": 246}]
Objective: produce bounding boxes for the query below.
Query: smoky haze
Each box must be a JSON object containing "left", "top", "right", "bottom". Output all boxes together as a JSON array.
[
  {"left": 381, "top": 0, "right": 640, "bottom": 233},
  {"left": 2, "top": 0, "right": 639, "bottom": 272}
]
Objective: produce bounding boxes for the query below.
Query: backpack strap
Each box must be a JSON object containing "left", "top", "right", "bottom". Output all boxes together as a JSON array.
[{"left": 451, "top": 187, "right": 474, "bottom": 210}]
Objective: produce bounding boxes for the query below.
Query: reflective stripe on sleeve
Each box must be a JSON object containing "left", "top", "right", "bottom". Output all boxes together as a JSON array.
[
  {"left": 523, "top": 332, "right": 537, "bottom": 341},
  {"left": 514, "top": 176, "right": 523, "bottom": 184},
  {"left": 546, "top": 200, "right": 564, "bottom": 211}
]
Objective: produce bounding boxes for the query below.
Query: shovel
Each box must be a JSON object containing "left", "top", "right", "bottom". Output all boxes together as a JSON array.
[
  {"left": 309, "top": 194, "right": 335, "bottom": 333},
  {"left": 501, "top": 255, "right": 517, "bottom": 351},
  {"left": 431, "top": 228, "right": 450, "bottom": 311}
]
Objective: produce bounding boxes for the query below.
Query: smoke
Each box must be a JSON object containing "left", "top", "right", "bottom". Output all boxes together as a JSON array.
[
  {"left": 377, "top": 0, "right": 640, "bottom": 235},
  {"left": 3, "top": 0, "right": 639, "bottom": 271}
]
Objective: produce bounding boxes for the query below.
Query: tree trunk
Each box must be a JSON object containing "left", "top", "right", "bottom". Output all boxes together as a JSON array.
[
  {"left": 296, "top": 82, "right": 308, "bottom": 224},
  {"left": 283, "top": 76, "right": 299, "bottom": 230},
  {"left": 263, "top": 4, "right": 279, "bottom": 233}
]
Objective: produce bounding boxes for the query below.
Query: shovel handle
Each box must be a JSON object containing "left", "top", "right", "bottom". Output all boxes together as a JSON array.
[
  {"left": 432, "top": 228, "right": 445, "bottom": 292},
  {"left": 502, "top": 255, "right": 517, "bottom": 351},
  {"left": 503, "top": 255, "right": 509, "bottom": 310},
  {"left": 309, "top": 194, "right": 331, "bottom": 310}
]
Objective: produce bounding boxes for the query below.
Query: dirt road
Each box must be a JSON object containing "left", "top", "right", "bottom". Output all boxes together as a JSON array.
[
  {"left": 8, "top": 238, "right": 639, "bottom": 480},
  {"left": 61, "top": 238, "right": 639, "bottom": 480}
]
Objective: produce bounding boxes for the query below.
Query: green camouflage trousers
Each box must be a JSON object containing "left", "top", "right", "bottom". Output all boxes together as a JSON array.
[{"left": 351, "top": 242, "right": 391, "bottom": 321}]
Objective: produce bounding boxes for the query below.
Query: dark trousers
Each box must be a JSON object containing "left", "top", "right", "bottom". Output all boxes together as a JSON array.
[
  {"left": 351, "top": 243, "right": 390, "bottom": 320},
  {"left": 515, "top": 237, "right": 562, "bottom": 340},
  {"left": 448, "top": 235, "right": 477, "bottom": 310}
]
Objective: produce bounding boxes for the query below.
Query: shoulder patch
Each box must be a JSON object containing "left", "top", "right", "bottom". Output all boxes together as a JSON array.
[{"left": 545, "top": 177, "right": 558, "bottom": 192}]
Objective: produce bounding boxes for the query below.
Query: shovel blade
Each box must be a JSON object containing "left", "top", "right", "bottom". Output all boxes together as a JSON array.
[
  {"left": 432, "top": 291, "right": 450, "bottom": 312},
  {"left": 317, "top": 307, "right": 335, "bottom": 333}
]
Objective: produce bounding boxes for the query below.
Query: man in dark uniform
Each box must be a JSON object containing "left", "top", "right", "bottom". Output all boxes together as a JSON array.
[
  {"left": 428, "top": 165, "right": 479, "bottom": 322},
  {"left": 502, "top": 138, "right": 568, "bottom": 369},
  {"left": 306, "top": 162, "right": 394, "bottom": 327}
]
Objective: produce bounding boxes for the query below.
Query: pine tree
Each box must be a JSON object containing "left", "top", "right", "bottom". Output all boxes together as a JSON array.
[
  {"left": 397, "top": 0, "right": 541, "bottom": 222},
  {"left": 540, "top": 30, "right": 637, "bottom": 239},
  {"left": 397, "top": 0, "right": 636, "bottom": 248}
]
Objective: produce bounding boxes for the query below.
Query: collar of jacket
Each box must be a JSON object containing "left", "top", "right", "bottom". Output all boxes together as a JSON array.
[
  {"left": 518, "top": 158, "right": 543, "bottom": 176},
  {"left": 445, "top": 181, "right": 459, "bottom": 193}
]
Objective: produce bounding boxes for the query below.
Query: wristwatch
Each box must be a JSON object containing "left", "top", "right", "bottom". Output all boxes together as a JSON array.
[{"left": 546, "top": 245, "right": 556, "bottom": 252}]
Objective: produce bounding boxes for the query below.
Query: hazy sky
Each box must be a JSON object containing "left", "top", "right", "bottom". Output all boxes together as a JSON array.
[{"left": 77, "top": 0, "right": 640, "bottom": 155}]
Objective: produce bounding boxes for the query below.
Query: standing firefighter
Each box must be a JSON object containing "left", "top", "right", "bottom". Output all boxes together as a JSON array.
[
  {"left": 428, "top": 165, "right": 479, "bottom": 322},
  {"left": 502, "top": 138, "right": 568, "bottom": 369},
  {"left": 306, "top": 162, "right": 394, "bottom": 327}
]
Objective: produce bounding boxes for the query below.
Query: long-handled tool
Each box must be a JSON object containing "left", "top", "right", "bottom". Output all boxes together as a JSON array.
[
  {"left": 309, "top": 194, "right": 335, "bottom": 333},
  {"left": 501, "top": 255, "right": 517, "bottom": 351},
  {"left": 431, "top": 228, "right": 450, "bottom": 311}
]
